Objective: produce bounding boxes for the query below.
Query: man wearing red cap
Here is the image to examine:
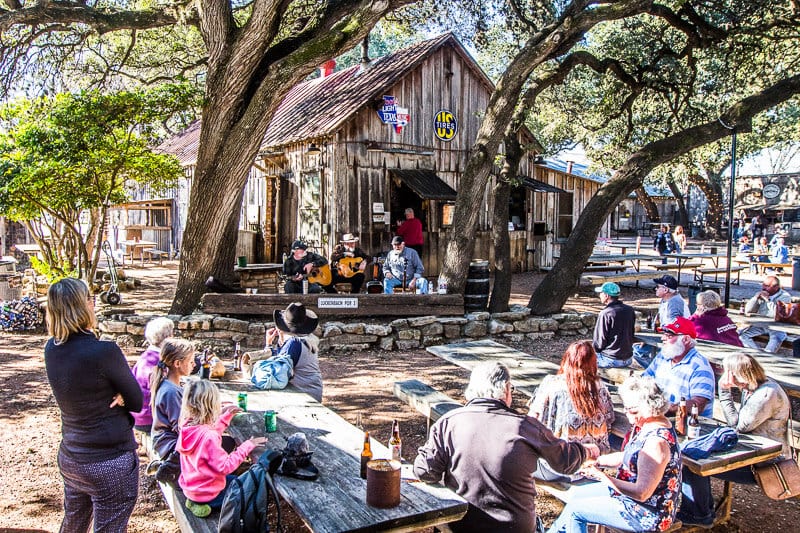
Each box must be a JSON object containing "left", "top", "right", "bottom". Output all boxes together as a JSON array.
[{"left": 642, "top": 317, "right": 715, "bottom": 418}]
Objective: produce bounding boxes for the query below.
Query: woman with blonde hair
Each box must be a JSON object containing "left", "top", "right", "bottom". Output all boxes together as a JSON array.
[
  {"left": 529, "top": 340, "right": 615, "bottom": 481},
  {"left": 679, "top": 353, "right": 790, "bottom": 526},
  {"left": 689, "top": 290, "right": 743, "bottom": 346},
  {"left": 672, "top": 225, "right": 687, "bottom": 254},
  {"left": 44, "top": 278, "right": 143, "bottom": 532},
  {"left": 548, "top": 376, "right": 681, "bottom": 533}
]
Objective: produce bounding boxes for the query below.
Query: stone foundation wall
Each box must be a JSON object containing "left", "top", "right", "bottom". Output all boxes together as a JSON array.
[{"left": 97, "top": 304, "right": 600, "bottom": 356}]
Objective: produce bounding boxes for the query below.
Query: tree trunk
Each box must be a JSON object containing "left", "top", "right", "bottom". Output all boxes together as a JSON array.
[
  {"left": 688, "top": 172, "right": 724, "bottom": 239},
  {"left": 667, "top": 180, "right": 689, "bottom": 229},
  {"left": 636, "top": 186, "right": 660, "bottom": 223},
  {"left": 489, "top": 130, "right": 523, "bottom": 313},
  {"left": 528, "top": 75, "right": 800, "bottom": 314}
]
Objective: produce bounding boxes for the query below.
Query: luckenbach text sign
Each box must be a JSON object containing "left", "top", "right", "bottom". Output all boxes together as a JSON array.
[{"left": 317, "top": 297, "right": 359, "bottom": 309}]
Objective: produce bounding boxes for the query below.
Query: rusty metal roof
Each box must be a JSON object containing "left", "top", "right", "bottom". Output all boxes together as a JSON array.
[
  {"left": 389, "top": 169, "right": 458, "bottom": 200},
  {"left": 157, "top": 34, "right": 492, "bottom": 165},
  {"left": 155, "top": 120, "right": 201, "bottom": 166}
]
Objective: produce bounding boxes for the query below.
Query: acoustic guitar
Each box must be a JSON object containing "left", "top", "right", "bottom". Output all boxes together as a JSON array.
[
  {"left": 336, "top": 256, "right": 366, "bottom": 278},
  {"left": 306, "top": 264, "right": 332, "bottom": 286}
]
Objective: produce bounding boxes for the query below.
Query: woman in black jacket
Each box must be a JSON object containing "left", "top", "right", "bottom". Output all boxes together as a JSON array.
[{"left": 44, "top": 278, "right": 143, "bottom": 532}]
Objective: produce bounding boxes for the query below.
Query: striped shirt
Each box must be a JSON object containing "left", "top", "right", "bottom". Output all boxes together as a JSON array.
[{"left": 643, "top": 347, "right": 715, "bottom": 417}]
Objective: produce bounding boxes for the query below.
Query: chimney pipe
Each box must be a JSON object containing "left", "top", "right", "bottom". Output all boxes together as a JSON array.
[
  {"left": 566, "top": 161, "right": 574, "bottom": 174},
  {"left": 319, "top": 59, "right": 336, "bottom": 78},
  {"left": 359, "top": 35, "right": 371, "bottom": 73}
]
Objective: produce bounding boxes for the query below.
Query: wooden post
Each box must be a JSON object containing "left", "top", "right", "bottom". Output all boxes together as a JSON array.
[{"left": 636, "top": 236, "right": 641, "bottom": 253}]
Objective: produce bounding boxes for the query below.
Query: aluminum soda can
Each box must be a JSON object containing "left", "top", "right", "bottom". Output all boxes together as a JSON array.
[
  {"left": 264, "top": 410, "right": 277, "bottom": 433},
  {"left": 237, "top": 392, "right": 248, "bottom": 411}
]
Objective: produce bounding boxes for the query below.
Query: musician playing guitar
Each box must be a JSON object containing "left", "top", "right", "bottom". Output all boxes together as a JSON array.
[
  {"left": 282, "top": 240, "right": 332, "bottom": 294},
  {"left": 330, "top": 233, "right": 370, "bottom": 293}
]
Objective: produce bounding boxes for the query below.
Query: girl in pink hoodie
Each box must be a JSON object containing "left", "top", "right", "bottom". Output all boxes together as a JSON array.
[{"left": 177, "top": 380, "right": 267, "bottom": 517}]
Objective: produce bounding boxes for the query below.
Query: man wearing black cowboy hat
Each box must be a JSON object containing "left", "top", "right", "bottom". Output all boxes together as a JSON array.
[
  {"left": 282, "top": 240, "right": 331, "bottom": 294},
  {"left": 265, "top": 302, "right": 323, "bottom": 401},
  {"left": 330, "top": 233, "right": 370, "bottom": 293}
]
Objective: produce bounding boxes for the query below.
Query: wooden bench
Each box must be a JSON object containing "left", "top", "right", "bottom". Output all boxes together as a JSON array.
[
  {"left": 143, "top": 248, "right": 169, "bottom": 265},
  {"left": 582, "top": 265, "right": 627, "bottom": 273},
  {"left": 394, "top": 379, "right": 463, "bottom": 432},
  {"left": 752, "top": 261, "right": 793, "bottom": 275},
  {"left": 583, "top": 271, "right": 670, "bottom": 287},
  {"left": 139, "top": 433, "right": 217, "bottom": 532},
  {"left": 694, "top": 265, "right": 745, "bottom": 284},
  {"left": 652, "top": 261, "right": 702, "bottom": 272}
]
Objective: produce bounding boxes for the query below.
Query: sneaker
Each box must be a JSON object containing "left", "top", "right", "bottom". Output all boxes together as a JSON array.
[
  {"left": 185, "top": 499, "right": 211, "bottom": 518},
  {"left": 146, "top": 459, "right": 161, "bottom": 476}
]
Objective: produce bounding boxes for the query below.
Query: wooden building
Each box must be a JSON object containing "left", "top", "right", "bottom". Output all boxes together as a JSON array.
[{"left": 158, "top": 33, "right": 611, "bottom": 274}]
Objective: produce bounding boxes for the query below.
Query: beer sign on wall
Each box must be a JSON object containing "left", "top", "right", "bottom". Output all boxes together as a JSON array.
[
  {"left": 377, "top": 95, "right": 410, "bottom": 134},
  {"left": 434, "top": 109, "right": 458, "bottom": 141}
]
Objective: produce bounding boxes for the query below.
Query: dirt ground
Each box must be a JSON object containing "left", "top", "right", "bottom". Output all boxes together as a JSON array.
[{"left": 1, "top": 260, "right": 799, "bottom": 532}]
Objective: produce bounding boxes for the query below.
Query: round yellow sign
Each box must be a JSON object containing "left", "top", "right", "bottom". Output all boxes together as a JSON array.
[{"left": 434, "top": 109, "right": 458, "bottom": 141}]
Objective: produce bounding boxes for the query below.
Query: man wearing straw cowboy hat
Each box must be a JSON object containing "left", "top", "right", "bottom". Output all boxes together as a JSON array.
[{"left": 330, "top": 233, "right": 370, "bottom": 293}]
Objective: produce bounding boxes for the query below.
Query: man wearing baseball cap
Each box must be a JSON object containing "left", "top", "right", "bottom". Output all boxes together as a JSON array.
[
  {"left": 652, "top": 275, "right": 690, "bottom": 327},
  {"left": 592, "top": 282, "right": 636, "bottom": 368},
  {"left": 642, "top": 317, "right": 715, "bottom": 418},
  {"left": 282, "top": 240, "right": 331, "bottom": 294},
  {"left": 382, "top": 235, "right": 425, "bottom": 293}
]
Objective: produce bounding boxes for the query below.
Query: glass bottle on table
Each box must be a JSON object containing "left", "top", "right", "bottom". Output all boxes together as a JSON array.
[
  {"left": 200, "top": 349, "right": 211, "bottom": 379},
  {"left": 233, "top": 341, "right": 242, "bottom": 371},
  {"left": 675, "top": 397, "right": 687, "bottom": 436},
  {"left": 687, "top": 404, "right": 701, "bottom": 440},
  {"left": 389, "top": 419, "right": 402, "bottom": 462},
  {"left": 360, "top": 431, "right": 373, "bottom": 479}
]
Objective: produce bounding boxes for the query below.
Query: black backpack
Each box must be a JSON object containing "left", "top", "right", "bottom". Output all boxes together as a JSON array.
[{"left": 218, "top": 449, "right": 283, "bottom": 533}]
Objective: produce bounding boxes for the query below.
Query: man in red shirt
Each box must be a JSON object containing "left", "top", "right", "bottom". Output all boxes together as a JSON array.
[{"left": 396, "top": 208, "right": 423, "bottom": 256}]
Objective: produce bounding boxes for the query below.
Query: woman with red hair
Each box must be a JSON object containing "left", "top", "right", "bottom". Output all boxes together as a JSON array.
[{"left": 529, "top": 340, "right": 615, "bottom": 481}]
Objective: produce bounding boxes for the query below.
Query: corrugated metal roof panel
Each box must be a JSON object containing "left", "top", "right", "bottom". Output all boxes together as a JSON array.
[
  {"left": 519, "top": 177, "right": 567, "bottom": 194},
  {"left": 389, "top": 169, "right": 457, "bottom": 200},
  {"left": 155, "top": 120, "right": 201, "bottom": 166}
]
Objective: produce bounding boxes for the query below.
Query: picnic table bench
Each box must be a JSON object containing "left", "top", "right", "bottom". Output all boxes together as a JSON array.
[
  {"left": 582, "top": 270, "right": 671, "bottom": 287},
  {"left": 694, "top": 265, "right": 746, "bottom": 284},
  {"left": 393, "top": 379, "right": 462, "bottom": 432},
  {"left": 752, "top": 261, "right": 793, "bottom": 275},
  {"left": 143, "top": 248, "right": 170, "bottom": 265}
]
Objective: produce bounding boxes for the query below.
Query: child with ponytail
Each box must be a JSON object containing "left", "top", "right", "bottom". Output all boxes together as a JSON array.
[
  {"left": 148, "top": 338, "right": 196, "bottom": 482},
  {"left": 177, "top": 380, "right": 267, "bottom": 517}
]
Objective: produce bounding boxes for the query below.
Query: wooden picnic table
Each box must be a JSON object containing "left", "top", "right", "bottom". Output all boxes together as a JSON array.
[
  {"left": 731, "top": 314, "right": 800, "bottom": 337},
  {"left": 587, "top": 253, "right": 655, "bottom": 272},
  {"left": 425, "top": 339, "right": 784, "bottom": 526},
  {"left": 118, "top": 239, "right": 157, "bottom": 265},
  {"left": 215, "top": 382, "right": 468, "bottom": 533}
]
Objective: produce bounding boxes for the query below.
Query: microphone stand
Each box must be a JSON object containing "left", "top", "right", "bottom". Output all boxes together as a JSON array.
[{"left": 402, "top": 257, "right": 408, "bottom": 293}]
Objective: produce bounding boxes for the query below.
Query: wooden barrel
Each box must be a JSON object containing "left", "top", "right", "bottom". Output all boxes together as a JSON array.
[{"left": 464, "top": 259, "right": 490, "bottom": 312}]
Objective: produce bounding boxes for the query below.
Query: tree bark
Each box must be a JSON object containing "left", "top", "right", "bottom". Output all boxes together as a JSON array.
[
  {"left": 667, "top": 180, "right": 689, "bottom": 229},
  {"left": 440, "top": 0, "right": 654, "bottom": 294},
  {"left": 489, "top": 134, "right": 520, "bottom": 313},
  {"left": 688, "top": 171, "right": 724, "bottom": 239},
  {"left": 528, "top": 74, "right": 800, "bottom": 314},
  {"left": 636, "top": 186, "right": 660, "bottom": 223},
  {"left": 170, "top": 1, "right": 411, "bottom": 314}
]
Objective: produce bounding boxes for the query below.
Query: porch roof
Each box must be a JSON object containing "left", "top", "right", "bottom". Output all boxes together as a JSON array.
[
  {"left": 519, "top": 177, "right": 567, "bottom": 194},
  {"left": 389, "top": 169, "right": 457, "bottom": 200}
]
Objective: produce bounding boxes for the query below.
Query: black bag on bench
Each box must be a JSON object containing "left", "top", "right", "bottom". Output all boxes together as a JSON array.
[{"left": 218, "top": 449, "right": 283, "bottom": 533}]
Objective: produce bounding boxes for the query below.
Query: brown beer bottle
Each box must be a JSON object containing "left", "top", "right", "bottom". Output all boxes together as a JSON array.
[
  {"left": 360, "top": 431, "right": 372, "bottom": 479},
  {"left": 675, "top": 397, "right": 687, "bottom": 436},
  {"left": 687, "top": 404, "right": 701, "bottom": 440},
  {"left": 389, "top": 419, "right": 402, "bottom": 461},
  {"left": 233, "top": 341, "right": 242, "bottom": 371}
]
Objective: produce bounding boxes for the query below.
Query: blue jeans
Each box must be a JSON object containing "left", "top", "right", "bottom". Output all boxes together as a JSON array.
[
  {"left": 192, "top": 474, "right": 237, "bottom": 509},
  {"left": 383, "top": 277, "right": 428, "bottom": 294},
  {"left": 739, "top": 326, "right": 787, "bottom": 353},
  {"left": 546, "top": 482, "right": 652, "bottom": 533},
  {"left": 632, "top": 344, "right": 657, "bottom": 368},
  {"left": 680, "top": 466, "right": 755, "bottom": 522},
  {"left": 597, "top": 351, "right": 632, "bottom": 368}
]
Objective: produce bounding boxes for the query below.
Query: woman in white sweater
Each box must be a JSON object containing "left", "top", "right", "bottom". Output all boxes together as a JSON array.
[{"left": 679, "top": 353, "right": 790, "bottom": 526}]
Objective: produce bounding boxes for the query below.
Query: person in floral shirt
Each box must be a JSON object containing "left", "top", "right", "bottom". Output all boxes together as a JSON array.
[{"left": 547, "top": 376, "right": 682, "bottom": 533}]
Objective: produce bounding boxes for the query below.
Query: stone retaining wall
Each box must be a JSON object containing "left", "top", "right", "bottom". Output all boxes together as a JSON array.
[{"left": 97, "top": 304, "right": 600, "bottom": 356}]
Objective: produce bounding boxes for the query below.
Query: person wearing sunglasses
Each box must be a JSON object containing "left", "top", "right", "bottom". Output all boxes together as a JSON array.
[{"left": 642, "top": 317, "right": 715, "bottom": 418}]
